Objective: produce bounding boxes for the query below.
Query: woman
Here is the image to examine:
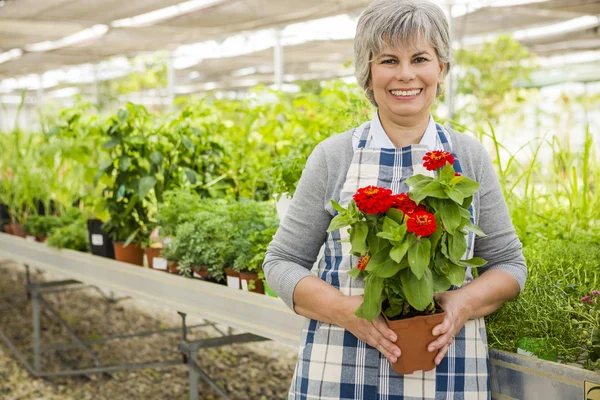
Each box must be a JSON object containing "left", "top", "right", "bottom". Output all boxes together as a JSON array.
[{"left": 263, "top": 0, "right": 527, "bottom": 398}]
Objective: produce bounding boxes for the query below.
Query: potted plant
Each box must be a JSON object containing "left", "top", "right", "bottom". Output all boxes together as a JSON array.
[
  {"left": 329, "top": 151, "right": 486, "bottom": 374},
  {"left": 46, "top": 218, "right": 90, "bottom": 252},
  {"left": 23, "top": 215, "right": 61, "bottom": 242},
  {"left": 230, "top": 201, "right": 279, "bottom": 294}
]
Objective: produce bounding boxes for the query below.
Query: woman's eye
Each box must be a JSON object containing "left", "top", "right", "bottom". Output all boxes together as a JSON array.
[
  {"left": 414, "top": 57, "right": 429, "bottom": 63},
  {"left": 381, "top": 59, "right": 396, "bottom": 64}
]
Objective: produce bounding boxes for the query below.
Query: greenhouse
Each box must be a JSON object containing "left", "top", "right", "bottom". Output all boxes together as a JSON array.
[{"left": 0, "top": 0, "right": 599, "bottom": 399}]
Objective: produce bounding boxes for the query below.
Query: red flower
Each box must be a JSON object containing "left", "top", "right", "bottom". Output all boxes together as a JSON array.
[
  {"left": 353, "top": 186, "right": 394, "bottom": 214},
  {"left": 580, "top": 295, "right": 594, "bottom": 304},
  {"left": 454, "top": 172, "right": 461, "bottom": 177},
  {"left": 391, "top": 193, "right": 417, "bottom": 214},
  {"left": 407, "top": 211, "right": 437, "bottom": 237},
  {"left": 423, "top": 151, "right": 454, "bottom": 171},
  {"left": 357, "top": 255, "right": 370, "bottom": 271},
  {"left": 391, "top": 193, "right": 427, "bottom": 216}
]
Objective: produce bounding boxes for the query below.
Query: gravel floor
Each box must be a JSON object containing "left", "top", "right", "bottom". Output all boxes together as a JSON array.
[{"left": 0, "top": 260, "right": 298, "bottom": 400}]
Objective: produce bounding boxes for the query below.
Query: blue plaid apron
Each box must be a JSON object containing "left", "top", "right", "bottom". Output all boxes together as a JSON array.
[{"left": 289, "top": 121, "right": 490, "bottom": 400}]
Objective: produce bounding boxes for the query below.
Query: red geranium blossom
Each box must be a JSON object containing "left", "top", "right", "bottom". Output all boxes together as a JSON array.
[
  {"left": 353, "top": 186, "right": 394, "bottom": 214},
  {"left": 423, "top": 151, "right": 454, "bottom": 171},
  {"left": 357, "top": 255, "right": 370, "bottom": 271},
  {"left": 407, "top": 211, "right": 437, "bottom": 237}
]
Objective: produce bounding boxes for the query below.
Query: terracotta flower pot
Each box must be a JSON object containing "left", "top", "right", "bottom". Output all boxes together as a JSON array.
[
  {"left": 384, "top": 311, "right": 446, "bottom": 374},
  {"left": 7, "top": 223, "right": 26, "bottom": 238},
  {"left": 192, "top": 265, "right": 209, "bottom": 279},
  {"left": 144, "top": 247, "right": 162, "bottom": 269},
  {"left": 35, "top": 235, "right": 47, "bottom": 243},
  {"left": 3, "top": 224, "right": 13, "bottom": 234},
  {"left": 239, "top": 271, "right": 265, "bottom": 294},
  {"left": 113, "top": 242, "right": 144, "bottom": 266},
  {"left": 224, "top": 267, "right": 241, "bottom": 289},
  {"left": 167, "top": 260, "right": 179, "bottom": 274}
]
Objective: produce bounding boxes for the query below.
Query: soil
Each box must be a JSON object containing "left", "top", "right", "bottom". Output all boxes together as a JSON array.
[{"left": 0, "top": 260, "right": 298, "bottom": 400}]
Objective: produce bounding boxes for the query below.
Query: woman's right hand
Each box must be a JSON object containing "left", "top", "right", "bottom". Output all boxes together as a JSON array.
[{"left": 334, "top": 295, "right": 401, "bottom": 365}]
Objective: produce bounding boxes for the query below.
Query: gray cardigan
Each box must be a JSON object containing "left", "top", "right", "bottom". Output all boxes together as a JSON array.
[{"left": 263, "top": 128, "right": 527, "bottom": 311}]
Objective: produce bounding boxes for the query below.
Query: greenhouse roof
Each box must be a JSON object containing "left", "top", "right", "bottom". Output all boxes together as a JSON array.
[{"left": 0, "top": 0, "right": 599, "bottom": 91}]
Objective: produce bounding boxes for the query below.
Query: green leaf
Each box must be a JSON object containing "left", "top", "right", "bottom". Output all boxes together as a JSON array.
[
  {"left": 407, "top": 237, "right": 430, "bottom": 279},
  {"left": 149, "top": 151, "right": 164, "bottom": 165},
  {"left": 118, "top": 109, "right": 129, "bottom": 122},
  {"left": 447, "top": 233, "right": 467, "bottom": 263},
  {"left": 377, "top": 216, "right": 406, "bottom": 242},
  {"left": 389, "top": 240, "right": 409, "bottom": 263},
  {"left": 365, "top": 247, "right": 402, "bottom": 278},
  {"left": 464, "top": 219, "right": 486, "bottom": 237},
  {"left": 355, "top": 275, "right": 384, "bottom": 322},
  {"left": 399, "top": 268, "right": 433, "bottom": 311},
  {"left": 384, "top": 301, "right": 405, "bottom": 318},
  {"left": 118, "top": 156, "right": 130, "bottom": 171},
  {"left": 327, "top": 214, "right": 350, "bottom": 232},
  {"left": 428, "top": 219, "right": 443, "bottom": 257},
  {"left": 432, "top": 270, "right": 452, "bottom": 293},
  {"left": 462, "top": 196, "right": 473, "bottom": 210},
  {"left": 438, "top": 200, "right": 461, "bottom": 234},
  {"left": 367, "top": 228, "right": 387, "bottom": 255},
  {"left": 420, "top": 181, "right": 449, "bottom": 199},
  {"left": 446, "top": 261, "right": 466, "bottom": 286},
  {"left": 459, "top": 257, "right": 487, "bottom": 268},
  {"left": 454, "top": 178, "right": 480, "bottom": 198},
  {"left": 184, "top": 168, "right": 198, "bottom": 184},
  {"left": 385, "top": 208, "right": 405, "bottom": 225},
  {"left": 446, "top": 188, "right": 465, "bottom": 205},
  {"left": 102, "top": 138, "right": 120, "bottom": 149},
  {"left": 331, "top": 200, "right": 347, "bottom": 214},
  {"left": 124, "top": 228, "right": 140, "bottom": 246},
  {"left": 347, "top": 266, "right": 361, "bottom": 279},
  {"left": 138, "top": 176, "right": 157, "bottom": 198},
  {"left": 182, "top": 136, "right": 194, "bottom": 150},
  {"left": 350, "top": 221, "right": 369, "bottom": 255},
  {"left": 440, "top": 163, "right": 456, "bottom": 181},
  {"left": 117, "top": 184, "right": 126, "bottom": 199}
]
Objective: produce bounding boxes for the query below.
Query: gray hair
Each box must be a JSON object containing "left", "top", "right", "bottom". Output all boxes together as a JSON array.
[{"left": 354, "top": 0, "right": 451, "bottom": 106}]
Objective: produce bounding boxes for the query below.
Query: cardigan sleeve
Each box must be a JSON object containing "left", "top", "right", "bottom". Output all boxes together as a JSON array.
[
  {"left": 471, "top": 141, "right": 527, "bottom": 291},
  {"left": 262, "top": 143, "right": 333, "bottom": 311}
]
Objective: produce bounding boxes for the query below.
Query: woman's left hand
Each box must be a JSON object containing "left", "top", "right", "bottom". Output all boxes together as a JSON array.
[{"left": 428, "top": 290, "right": 473, "bottom": 365}]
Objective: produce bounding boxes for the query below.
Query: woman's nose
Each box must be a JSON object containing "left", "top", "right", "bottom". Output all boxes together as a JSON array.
[{"left": 395, "top": 63, "right": 415, "bottom": 82}]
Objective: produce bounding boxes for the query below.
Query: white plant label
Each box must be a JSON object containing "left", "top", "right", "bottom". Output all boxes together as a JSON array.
[
  {"left": 241, "top": 279, "right": 249, "bottom": 291},
  {"left": 226, "top": 276, "right": 240, "bottom": 289},
  {"left": 153, "top": 257, "right": 168, "bottom": 271},
  {"left": 193, "top": 271, "right": 203, "bottom": 279},
  {"left": 91, "top": 234, "right": 104, "bottom": 246}
]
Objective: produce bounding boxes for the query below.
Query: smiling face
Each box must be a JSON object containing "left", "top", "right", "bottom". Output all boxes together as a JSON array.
[{"left": 369, "top": 37, "right": 445, "bottom": 126}]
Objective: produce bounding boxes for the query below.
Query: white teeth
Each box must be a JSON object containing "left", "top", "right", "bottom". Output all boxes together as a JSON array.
[{"left": 390, "top": 89, "right": 421, "bottom": 96}]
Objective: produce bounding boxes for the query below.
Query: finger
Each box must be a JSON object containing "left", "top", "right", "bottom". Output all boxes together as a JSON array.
[
  {"left": 435, "top": 343, "right": 449, "bottom": 365},
  {"left": 432, "top": 313, "right": 452, "bottom": 337},
  {"left": 371, "top": 318, "right": 401, "bottom": 357},
  {"left": 372, "top": 316, "right": 398, "bottom": 342},
  {"left": 428, "top": 324, "right": 455, "bottom": 352},
  {"left": 373, "top": 341, "right": 399, "bottom": 364}
]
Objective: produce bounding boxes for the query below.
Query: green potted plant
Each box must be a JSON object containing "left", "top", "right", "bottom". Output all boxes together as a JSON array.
[
  {"left": 229, "top": 201, "right": 279, "bottom": 294},
  {"left": 46, "top": 218, "right": 90, "bottom": 252},
  {"left": 330, "top": 151, "right": 486, "bottom": 374},
  {"left": 23, "top": 215, "right": 61, "bottom": 242}
]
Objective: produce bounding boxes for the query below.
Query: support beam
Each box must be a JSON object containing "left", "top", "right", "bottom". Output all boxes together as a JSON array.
[
  {"left": 445, "top": 1, "right": 455, "bottom": 125},
  {"left": 167, "top": 52, "right": 176, "bottom": 110},
  {"left": 273, "top": 29, "right": 284, "bottom": 90}
]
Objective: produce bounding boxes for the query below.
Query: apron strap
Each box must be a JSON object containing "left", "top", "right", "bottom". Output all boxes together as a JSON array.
[{"left": 357, "top": 122, "right": 371, "bottom": 149}]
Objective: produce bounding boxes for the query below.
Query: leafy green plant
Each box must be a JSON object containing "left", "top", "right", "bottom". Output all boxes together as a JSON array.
[
  {"left": 23, "top": 215, "right": 61, "bottom": 237},
  {"left": 46, "top": 219, "right": 90, "bottom": 252},
  {"left": 486, "top": 239, "right": 599, "bottom": 369},
  {"left": 330, "top": 153, "right": 486, "bottom": 322}
]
